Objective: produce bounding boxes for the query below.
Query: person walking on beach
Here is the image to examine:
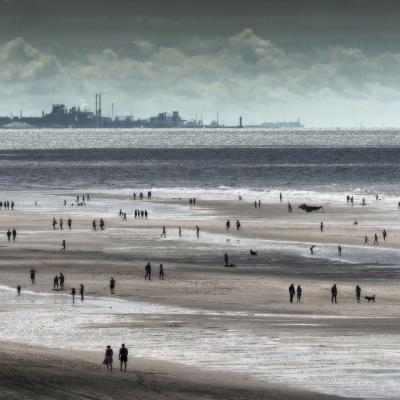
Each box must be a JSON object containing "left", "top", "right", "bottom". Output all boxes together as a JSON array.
[
  {"left": 30, "top": 268, "right": 36, "bottom": 284},
  {"left": 100, "top": 219, "right": 105, "bottom": 230},
  {"left": 374, "top": 234, "right": 379, "bottom": 246},
  {"left": 53, "top": 275, "right": 59, "bottom": 290},
  {"left": 288, "top": 203, "right": 292, "bottom": 213},
  {"left": 310, "top": 245, "right": 315, "bottom": 255},
  {"left": 254, "top": 201, "right": 257, "bottom": 208},
  {"left": 12, "top": 228, "right": 16, "bottom": 241},
  {"left": 382, "top": 230, "right": 387, "bottom": 241},
  {"left": 92, "top": 220, "right": 97, "bottom": 231},
  {"left": 103, "top": 345, "right": 114, "bottom": 371},
  {"left": 110, "top": 277, "right": 115, "bottom": 294},
  {"left": 71, "top": 287, "right": 76, "bottom": 302},
  {"left": 364, "top": 235, "right": 369, "bottom": 245},
  {"left": 62, "top": 240, "right": 66, "bottom": 251},
  {"left": 59, "top": 218, "right": 63, "bottom": 230},
  {"left": 356, "top": 285, "right": 361, "bottom": 303},
  {"left": 159, "top": 264, "right": 165, "bottom": 280},
  {"left": 236, "top": 220, "right": 241, "bottom": 231},
  {"left": 17, "top": 285, "right": 21, "bottom": 296},
  {"left": 161, "top": 226, "right": 166, "bottom": 238},
  {"left": 145, "top": 262, "right": 152, "bottom": 280},
  {"left": 226, "top": 220, "right": 231, "bottom": 230},
  {"left": 297, "top": 285, "right": 302, "bottom": 302},
  {"left": 331, "top": 284, "right": 338, "bottom": 304},
  {"left": 6, "top": 229, "right": 11, "bottom": 242},
  {"left": 67, "top": 218, "right": 72, "bottom": 229},
  {"left": 79, "top": 284, "right": 85, "bottom": 301},
  {"left": 119, "top": 344, "right": 128, "bottom": 372},
  {"left": 320, "top": 222, "right": 324, "bottom": 232},
  {"left": 59, "top": 273, "right": 65, "bottom": 290},
  {"left": 178, "top": 227, "right": 182, "bottom": 237},
  {"left": 52, "top": 218, "right": 57, "bottom": 230},
  {"left": 289, "top": 284, "right": 296, "bottom": 303},
  {"left": 196, "top": 225, "right": 200, "bottom": 238},
  {"left": 280, "top": 192, "right": 283, "bottom": 202},
  {"left": 338, "top": 245, "right": 342, "bottom": 256},
  {"left": 224, "top": 252, "right": 229, "bottom": 266}
]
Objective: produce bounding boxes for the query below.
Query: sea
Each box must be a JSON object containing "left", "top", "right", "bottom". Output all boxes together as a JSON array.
[{"left": 0, "top": 128, "right": 400, "bottom": 204}]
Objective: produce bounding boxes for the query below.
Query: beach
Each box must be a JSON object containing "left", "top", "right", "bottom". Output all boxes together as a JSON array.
[{"left": 0, "top": 190, "right": 399, "bottom": 399}]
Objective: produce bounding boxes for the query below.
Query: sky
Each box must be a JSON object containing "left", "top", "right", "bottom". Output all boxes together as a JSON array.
[{"left": 1, "top": 0, "right": 400, "bottom": 126}]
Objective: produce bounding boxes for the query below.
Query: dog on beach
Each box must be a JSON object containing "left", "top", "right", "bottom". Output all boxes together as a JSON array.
[
  {"left": 250, "top": 250, "right": 258, "bottom": 256},
  {"left": 365, "top": 295, "right": 376, "bottom": 303}
]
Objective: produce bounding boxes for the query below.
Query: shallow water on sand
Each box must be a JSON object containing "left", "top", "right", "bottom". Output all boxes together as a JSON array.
[{"left": 1, "top": 285, "right": 399, "bottom": 399}]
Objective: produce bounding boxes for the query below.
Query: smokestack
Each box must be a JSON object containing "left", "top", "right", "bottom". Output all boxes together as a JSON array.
[
  {"left": 99, "top": 93, "right": 102, "bottom": 117},
  {"left": 95, "top": 93, "right": 98, "bottom": 117}
]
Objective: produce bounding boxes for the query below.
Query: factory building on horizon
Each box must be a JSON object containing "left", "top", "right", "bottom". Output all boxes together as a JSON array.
[{"left": 0, "top": 98, "right": 304, "bottom": 129}]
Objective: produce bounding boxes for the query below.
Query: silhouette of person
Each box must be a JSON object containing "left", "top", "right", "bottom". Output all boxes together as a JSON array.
[
  {"left": 110, "top": 277, "right": 115, "bottom": 294},
  {"left": 289, "top": 284, "right": 296, "bottom": 303},
  {"left": 145, "top": 262, "right": 152, "bottom": 280},
  {"left": 79, "top": 284, "right": 85, "bottom": 301},
  {"left": 297, "top": 285, "right": 302, "bottom": 302},
  {"left": 331, "top": 284, "right": 338, "bottom": 303},
  {"left": 356, "top": 285, "right": 361, "bottom": 303},
  {"left": 224, "top": 253, "right": 229, "bottom": 266},
  {"left": 30, "top": 268, "right": 36, "bottom": 284},
  {"left": 159, "top": 264, "right": 165, "bottom": 280}
]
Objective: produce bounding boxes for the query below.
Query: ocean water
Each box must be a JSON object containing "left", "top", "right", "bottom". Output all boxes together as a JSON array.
[{"left": 0, "top": 128, "right": 400, "bottom": 203}]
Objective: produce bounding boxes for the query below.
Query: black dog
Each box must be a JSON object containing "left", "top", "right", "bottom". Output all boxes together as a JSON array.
[
  {"left": 250, "top": 250, "right": 258, "bottom": 256},
  {"left": 365, "top": 295, "right": 376, "bottom": 303}
]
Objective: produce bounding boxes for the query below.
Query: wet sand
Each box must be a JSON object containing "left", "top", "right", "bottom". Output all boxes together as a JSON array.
[
  {"left": 0, "top": 193, "right": 399, "bottom": 398},
  {"left": 0, "top": 343, "right": 345, "bottom": 400}
]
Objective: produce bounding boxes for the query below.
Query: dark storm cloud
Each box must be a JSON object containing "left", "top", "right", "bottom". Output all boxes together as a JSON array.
[{"left": 1, "top": 0, "right": 400, "bottom": 126}]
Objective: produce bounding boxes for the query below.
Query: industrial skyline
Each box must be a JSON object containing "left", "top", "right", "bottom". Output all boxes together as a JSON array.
[{"left": 0, "top": 96, "right": 303, "bottom": 129}]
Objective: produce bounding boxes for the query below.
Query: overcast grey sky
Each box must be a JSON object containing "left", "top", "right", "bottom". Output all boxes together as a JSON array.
[{"left": 1, "top": 0, "right": 400, "bottom": 126}]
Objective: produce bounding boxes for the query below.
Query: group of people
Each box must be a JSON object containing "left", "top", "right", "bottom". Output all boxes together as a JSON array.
[
  {"left": 364, "top": 230, "right": 387, "bottom": 245},
  {"left": 0, "top": 201, "right": 14, "bottom": 210},
  {"left": 288, "top": 284, "right": 302, "bottom": 303},
  {"left": 225, "top": 219, "right": 241, "bottom": 231},
  {"left": 144, "top": 262, "right": 165, "bottom": 280},
  {"left": 103, "top": 344, "right": 129, "bottom": 372},
  {"left": 288, "top": 284, "right": 370, "bottom": 304},
  {"left": 189, "top": 198, "right": 197, "bottom": 206},
  {"left": 92, "top": 219, "right": 105, "bottom": 230},
  {"left": 134, "top": 210, "right": 148, "bottom": 219},
  {"left": 6, "top": 228, "right": 17, "bottom": 242},
  {"left": 52, "top": 217, "right": 72, "bottom": 230},
  {"left": 53, "top": 273, "right": 65, "bottom": 290},
  {"left": 71, "top": 284, "right": 85, "bottom": 301},
  {"left": 133, "top": 192, "right": 151, "bottom": 200},
  {"left": 254, "top": 200, "right": 262, "bottom": 208},
  {"left": 119, "top": 210, "right": 128, "bottom": 220}
]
